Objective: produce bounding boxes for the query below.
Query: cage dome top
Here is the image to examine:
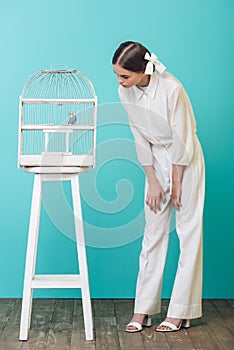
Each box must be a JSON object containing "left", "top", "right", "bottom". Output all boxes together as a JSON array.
[{"left": 22, "top": 68, "right": 96, "bottom": 99}]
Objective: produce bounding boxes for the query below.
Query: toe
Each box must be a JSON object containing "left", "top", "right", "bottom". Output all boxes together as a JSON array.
[
  {"left": 126, "top": 326, "right": 137, "bottom": 331},
  {"left": 157, "top": 325, "right": 172, "bottom": 331}
]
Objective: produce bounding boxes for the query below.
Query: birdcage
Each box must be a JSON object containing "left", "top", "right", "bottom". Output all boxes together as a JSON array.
[{"left": 18, "top": 67, "right": 97, "bottom": 168}]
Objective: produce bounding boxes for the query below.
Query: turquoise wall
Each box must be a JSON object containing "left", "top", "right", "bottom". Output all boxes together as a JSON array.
[{"left": 0, "top": 0, "right": 233, "bottom": 298}]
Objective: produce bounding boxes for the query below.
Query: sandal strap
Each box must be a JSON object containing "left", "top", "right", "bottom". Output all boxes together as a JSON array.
[
  {"left": 159, "top": 321, "right": 179, "bottom": 330},
  {"left": 126, "top": 321, "right": 142, "bottom": 331}
]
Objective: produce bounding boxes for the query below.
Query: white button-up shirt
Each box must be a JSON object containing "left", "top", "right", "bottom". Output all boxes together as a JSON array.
[{"left": 118, "top": 72, "right": 198, "bottom": 166}]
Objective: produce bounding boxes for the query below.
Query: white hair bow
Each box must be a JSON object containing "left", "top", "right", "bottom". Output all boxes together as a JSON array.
[{"left": 144, "top": 52, "right": 166, "bottom": 75}]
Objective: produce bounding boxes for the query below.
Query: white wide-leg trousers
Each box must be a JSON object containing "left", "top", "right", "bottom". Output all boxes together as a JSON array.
[{"left": 134, "top": 143, "right": 205, "bottom": 319}]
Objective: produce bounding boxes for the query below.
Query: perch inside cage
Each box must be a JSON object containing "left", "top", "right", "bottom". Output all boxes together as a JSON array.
[{"left": 18, "top": 68, "right": 97, "bottom": 167}]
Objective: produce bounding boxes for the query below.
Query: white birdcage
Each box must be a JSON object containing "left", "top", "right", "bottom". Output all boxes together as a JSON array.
[{"left": 18, "top": 67, "right": 97, "bottom": 168}]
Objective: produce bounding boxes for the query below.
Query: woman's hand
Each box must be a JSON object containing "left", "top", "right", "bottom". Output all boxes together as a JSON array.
[
  {"left": 143, "top": 165, "right": 166, "bottom": 214},
  {"left": 171, "top": 181, "right": 182, "bottom": 210},
  {"left": 145, "top": 181, "right": 166, "bottom": 214}
]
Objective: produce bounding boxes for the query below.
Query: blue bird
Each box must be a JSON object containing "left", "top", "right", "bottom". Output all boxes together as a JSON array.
[{"left": 68, "top": 112, "right": 76, "bottom": 124}]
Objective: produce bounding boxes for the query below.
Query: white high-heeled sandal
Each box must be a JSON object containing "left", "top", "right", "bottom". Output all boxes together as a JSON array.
[
  {"left": 156, "top": 319, "right": 190, "bottom": 332},
  {"left": 125, "top": 315, "right": 152, "bottom": 333}
]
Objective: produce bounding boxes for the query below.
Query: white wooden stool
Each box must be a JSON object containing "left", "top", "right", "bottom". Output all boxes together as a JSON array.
[{"left": 19, "top": 167, "right": 93, "bottom": 341}]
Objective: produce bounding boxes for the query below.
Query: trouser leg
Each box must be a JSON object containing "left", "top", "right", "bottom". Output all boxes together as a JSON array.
[
  {"left": 167, "top": 160, "right": 205, "bottom": 319},
  {"left": 134, "top": 191, "right": 172, "bottom": 315}
]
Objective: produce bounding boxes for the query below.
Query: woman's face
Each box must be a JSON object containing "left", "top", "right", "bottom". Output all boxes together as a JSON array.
[{"left": 113, "top": 64, "right": 149, "bottom": 88}]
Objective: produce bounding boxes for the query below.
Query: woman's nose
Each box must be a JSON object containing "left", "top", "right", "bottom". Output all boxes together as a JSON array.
[{"left": 118, "top": 77, "right": 124, "bottom": 84}]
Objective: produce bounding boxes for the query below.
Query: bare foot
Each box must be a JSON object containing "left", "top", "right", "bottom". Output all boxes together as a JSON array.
[
  {"left": 157, "top": 317, "right": 182, "bottom": 331},
  {"left": 125, "top": 313, "right": 146, "bottom": 331}
]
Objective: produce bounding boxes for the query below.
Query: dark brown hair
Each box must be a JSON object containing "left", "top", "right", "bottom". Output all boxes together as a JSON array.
[{"left": 112, "top": 41, "right": 150, "bottom": 73}]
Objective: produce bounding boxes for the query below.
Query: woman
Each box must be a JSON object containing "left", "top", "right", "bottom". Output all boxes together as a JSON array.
[{"left": 112, "top": 41, "right": 205, "bottom": 332}]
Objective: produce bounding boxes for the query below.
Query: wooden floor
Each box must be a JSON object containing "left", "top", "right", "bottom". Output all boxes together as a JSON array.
[{"left": 0, "top": 299, "right": 233, "bottom": 350}]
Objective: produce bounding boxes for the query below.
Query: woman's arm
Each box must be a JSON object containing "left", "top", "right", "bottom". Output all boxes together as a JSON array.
[
  {"left": 167, "top": 85, "right": 194, "bottom": 210},
  {"left": 144, "top": 165, "right": 166, "bottom": 214},
  {"left": 171, "top": 164, "right": 185, "bottom": 210},
  {"left": 168, "top": 85, "right": 195, "bottom": 166}
]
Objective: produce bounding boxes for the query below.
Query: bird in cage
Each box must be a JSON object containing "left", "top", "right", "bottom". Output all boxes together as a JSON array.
[{"left": 68, "top": 112, "right": 77, "bottom": 124}]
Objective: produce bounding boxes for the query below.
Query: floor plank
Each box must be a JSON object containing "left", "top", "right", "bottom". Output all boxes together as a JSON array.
[
  {"left": 113, "top": 299, "right": 135, "bottom": 327},
  {"left": 141, "top": 328, "right": 170, "bottom": 350},
  {"left": 113, "top": 299, "right": 145, "bottom": 350},
  {"left": 46, "top": 299, "right": 74, "bottom": 349},
  {"left": 51, "top": 299, "right": 74, "bottom": 326},
  {"left": 211, "top": 299, "right": 234, "bottom": 333},
  {"left": 164, "top": 329, "right": 195, "bottom": 350},
  {"left": 7, "top": 299, "right": 22, "bottom": 326},
  {"left": 0, "top": 325, "right": 23, "bottom": 350},
  {"left": 0, "top": 299, "right": 233, "bottom": 350},
  {"left": 185, "top": 324, "right": 220, "bottom": 350},
  {"left": 94, "top": 299, "right": 120, "bottom": 350},
  {"left": 72, "top": 299, "right": 96, "bottom": 349},
  {"left": 71, "top": 329, "right": 96, "bottom": 350},
  {"left": 20, "top": 328, "right": 48, "bottom": 350},
  {"left": 73, "top": 299, "right": 85, "bottom": 329},
  {"left": 201, "top": 299, "right": 234, "bottom": 350},
  {"left": 31, "top": 298, "right": 55, "bottom": 329},
  {"left": 227, "top": 299, "right": 234, "bottom": 307},
  {"left": 0, "top": 299, "right": 16, "bottom": 328}
]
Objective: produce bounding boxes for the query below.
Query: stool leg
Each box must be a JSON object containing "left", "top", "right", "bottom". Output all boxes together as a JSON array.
[
  {"left": 19, "top": 174, "right": 42, "bottom": 341},
  {"left": 71, "top": 174, "right": 93, "bottom": 341}
]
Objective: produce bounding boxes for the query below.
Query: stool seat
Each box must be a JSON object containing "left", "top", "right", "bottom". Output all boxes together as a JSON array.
[{"left": 24, "top": 166, "right": 89, "bottom": 174}]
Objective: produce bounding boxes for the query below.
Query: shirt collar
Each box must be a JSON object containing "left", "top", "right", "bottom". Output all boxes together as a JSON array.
[{"left": 133, "top": 72, "right": 159, "bottom": 100}]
